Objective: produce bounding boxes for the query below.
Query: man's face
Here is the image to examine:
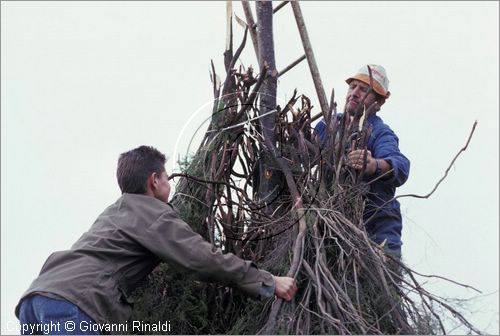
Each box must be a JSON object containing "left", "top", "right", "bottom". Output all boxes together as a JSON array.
[
  {"left": 153, "top": 170, "right": 171, "bottom": 203},
  {"left": 345, "top": 79, "right": 379, "bottom": 116}
]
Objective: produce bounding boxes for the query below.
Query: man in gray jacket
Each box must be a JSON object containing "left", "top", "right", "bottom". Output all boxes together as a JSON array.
[{"left": 16, "top": 145, "right": 297, "bottom": 335}]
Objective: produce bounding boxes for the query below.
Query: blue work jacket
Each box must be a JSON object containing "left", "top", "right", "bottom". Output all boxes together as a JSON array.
[{"left": 314, "top": 114, "right": 410, "bottom": 250}]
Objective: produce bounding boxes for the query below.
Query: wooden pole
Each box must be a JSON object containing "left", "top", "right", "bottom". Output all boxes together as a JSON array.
[{"left": 291, "top": 1, "right": 330, "bottom": 117}]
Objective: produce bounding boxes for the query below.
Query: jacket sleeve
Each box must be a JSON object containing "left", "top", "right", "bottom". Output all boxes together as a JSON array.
[
  {"left": 132, "top": 208, "right": 274, "bottom": 298},
  {"left": 372, "top": 127, "right": 410, "bottom": 188},
  {"left": 313, "top": 119, "right": 326, "bottom": 139}
]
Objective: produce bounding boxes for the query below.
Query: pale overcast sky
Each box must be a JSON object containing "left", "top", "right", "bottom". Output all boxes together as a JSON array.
[{"left": 1, "top": 1, "right": 498, "bottom": 334}]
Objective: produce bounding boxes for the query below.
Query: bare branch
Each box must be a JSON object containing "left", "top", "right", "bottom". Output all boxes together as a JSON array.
[{"left": 396, "top": 121, "right": 478, "bottom": 200}]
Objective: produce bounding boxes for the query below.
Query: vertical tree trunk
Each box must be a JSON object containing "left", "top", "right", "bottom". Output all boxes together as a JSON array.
[{"left": 256, "top": 1, "right": 281, "bottom": 206}]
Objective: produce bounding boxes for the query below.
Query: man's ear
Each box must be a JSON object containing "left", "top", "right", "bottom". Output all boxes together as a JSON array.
[{"left": 147, "top": 173, "right": 158, "bottom": 191}]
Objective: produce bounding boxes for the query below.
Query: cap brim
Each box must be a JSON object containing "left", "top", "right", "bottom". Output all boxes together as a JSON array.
[{"left": 346, "top": 75, "right": 390, "bottom": 98}]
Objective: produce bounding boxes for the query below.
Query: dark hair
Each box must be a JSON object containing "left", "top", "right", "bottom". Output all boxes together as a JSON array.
[
  {"left": 117, "top": 146, "right": 166, "bottom": 194},
  {"left": 374, "top": 92, "right": 386, "bottom": 105}
]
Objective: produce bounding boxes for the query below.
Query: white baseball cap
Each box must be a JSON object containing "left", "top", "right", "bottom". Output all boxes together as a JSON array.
[{"left": 346, "top": 64, "right": 391, "bottom": 98}]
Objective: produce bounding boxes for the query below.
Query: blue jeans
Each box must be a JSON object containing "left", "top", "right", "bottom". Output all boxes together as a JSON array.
[{"left": 18, "top": 294, "right": 100, "bottom": 335}]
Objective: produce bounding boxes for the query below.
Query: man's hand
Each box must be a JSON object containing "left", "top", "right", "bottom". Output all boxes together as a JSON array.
[
  {"left": 347, "top": 149, "right": 377, "bottom": 175},
  {"left": 274, "top": 276, "right": 298, "bottom": 301}
]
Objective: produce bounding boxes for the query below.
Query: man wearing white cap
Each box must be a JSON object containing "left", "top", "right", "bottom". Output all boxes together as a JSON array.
[{"left": 314, "top": 64, "right": 410, "bottom": 261}]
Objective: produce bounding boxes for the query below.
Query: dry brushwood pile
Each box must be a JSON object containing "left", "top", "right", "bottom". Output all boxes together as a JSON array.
[{"left": 129, "top": 32, "right": 480, "bottom": 336}]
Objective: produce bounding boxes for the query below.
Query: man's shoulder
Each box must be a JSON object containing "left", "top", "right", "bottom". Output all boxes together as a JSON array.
[
  {"left": 313, "top": 113, "right": 344, "bottom": 131},
  {"left": 369, "top": 115, "right": 395, "bottom": 135},
  {"left": 104, "top": 194, "right": 175, "bottom": 227},
  {"left": 315, "top": 113, "right": 345, "bottom": 123}
]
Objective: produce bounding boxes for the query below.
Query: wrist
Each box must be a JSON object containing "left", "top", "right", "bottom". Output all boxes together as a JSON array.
[{"left": 259, "top": 275, "right": 275, "bottom": 298}]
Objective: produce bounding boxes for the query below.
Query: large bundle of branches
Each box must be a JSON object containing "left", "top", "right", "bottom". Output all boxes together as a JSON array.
[{"left": 129, "top": 23, "right": 480, "bottom": 336}]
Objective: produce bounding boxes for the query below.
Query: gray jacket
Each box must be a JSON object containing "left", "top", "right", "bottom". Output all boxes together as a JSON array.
[{"left": 15, "top": 193, "right": 273, "bottom": 325}]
